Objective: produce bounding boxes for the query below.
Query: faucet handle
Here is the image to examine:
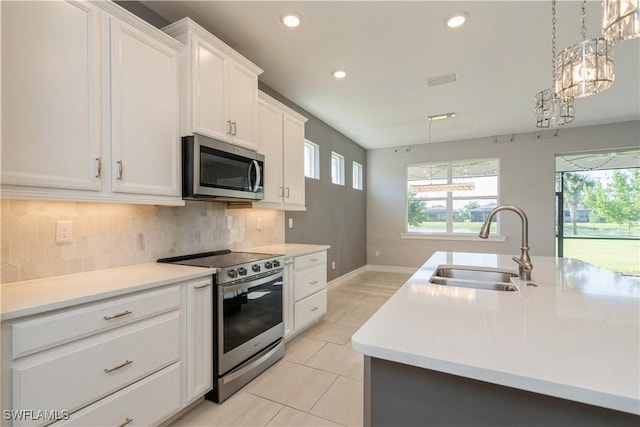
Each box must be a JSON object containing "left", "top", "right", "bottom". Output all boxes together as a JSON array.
[{"left": 512, "top": 256, "right": 532, "bottom": 271}]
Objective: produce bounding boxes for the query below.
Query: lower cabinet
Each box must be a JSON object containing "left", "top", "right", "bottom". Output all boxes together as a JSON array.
[
  {"left": 284, "top": 250, "right": 328, "bottom": 339},
  {"left": 1, "top": 277, "right": 213, "bottom": 427}
]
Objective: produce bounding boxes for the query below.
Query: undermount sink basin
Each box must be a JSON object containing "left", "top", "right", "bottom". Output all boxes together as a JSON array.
[{"left": 429, "top": 265, "right": 519, "bottom": 292}]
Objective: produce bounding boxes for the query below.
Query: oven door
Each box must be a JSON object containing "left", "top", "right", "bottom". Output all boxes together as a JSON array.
[{"left": 217, "top": 271, "right": 283, "bottom": 375}]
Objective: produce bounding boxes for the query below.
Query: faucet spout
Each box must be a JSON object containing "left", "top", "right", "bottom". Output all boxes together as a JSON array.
[{"left": 478, "top": 205, "right": 533, "bottom": 281}]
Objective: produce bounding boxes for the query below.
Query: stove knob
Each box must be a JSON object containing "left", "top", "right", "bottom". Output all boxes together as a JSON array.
[
  {"left": 272, "top": 260, "right": 281, "bottom": 268},
  {"left": 252, "top": 264, "right": 261, "bottom": 273},
  {"left": 228, "top": 269, "right": 238, "bottom": 278},
  {"left": 265, "top": 261, "right": 273, "bottom": 269},
  {"left": 238, "top": 267, "right": 248, "bottom": 276}
]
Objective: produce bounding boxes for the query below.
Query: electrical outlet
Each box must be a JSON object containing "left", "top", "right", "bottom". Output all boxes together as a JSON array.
[
  {"left": 288, "top": 218, "right": 293, "bottom": 228},
  {"left": 332, "top": 261, "right": 336, "bottom": 270},
  {"left": 56, "top": 220, "right": 73, "bottom": 243},
  {"left": 256, "top": 217, "right": 263, "bottom": 230},
  {"left": 375, "top": 250, "right": 380, "bottom": 257}
]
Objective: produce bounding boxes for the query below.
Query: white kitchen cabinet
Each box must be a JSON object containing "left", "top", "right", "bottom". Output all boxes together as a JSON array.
[
  {"left": 184, "top": 279, "right": 213, "bottom": 403},
  {"left": 109, "top": 16, "right": 181, "bottom": 198},
  {"left": 1, "top": 275, "right": 213, "bottom": 427},
  {"left": 289, "top": 250, "right": 328, "bottom": 337},
  {"left": 164, "top": 18, "right": 262, "bottom": 150},
  {"left": 0, "top": 0, "right": 184, "bottom": 206},
  {"left": 255, "top": 92, "right": 308, "bottom": 211},
  {"left": 1, "top": 0, "right": 102, "bottom": 192}
]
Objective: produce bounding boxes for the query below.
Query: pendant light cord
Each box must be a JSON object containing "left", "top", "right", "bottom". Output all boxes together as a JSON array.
[{"left": 580, "top": 0, "right": 587, "bottom": 40}]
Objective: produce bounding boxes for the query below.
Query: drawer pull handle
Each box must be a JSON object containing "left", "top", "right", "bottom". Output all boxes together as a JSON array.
[
  {"left": 310, "top": 306, "right": 319, "bottom": 312},
  {"left": 194, "top": 283, "right": 211, "bottom": 290},
  {"left": 117, "top": 418, "right": 133, "bottom": 427},
  {"left": 104, "top": 359, "right": 133, "bottom": 373},
  {"left": 103, "top": 310, "right": 133, "bottom": 320},
  {"left": 310, "top": 258, "right": 319, "bottom": 262},
  {"left": 310, "top": 280, "right": 319, "bottom": 285}
]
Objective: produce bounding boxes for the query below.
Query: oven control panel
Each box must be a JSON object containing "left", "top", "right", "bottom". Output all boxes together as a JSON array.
[{"left": 222, "top": 256, "right": 284, "bottom": 284}]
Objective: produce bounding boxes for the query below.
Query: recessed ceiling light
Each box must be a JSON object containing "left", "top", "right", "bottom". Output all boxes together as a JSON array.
[
  {"left": 445, "top": 11, "right": 469, "bottom": 28},
  {"left": 332, "top": 69, "right": 347, "bottom": 79},
  {"left": 281, "top": 13, "right": 301, "bottom": 28}
]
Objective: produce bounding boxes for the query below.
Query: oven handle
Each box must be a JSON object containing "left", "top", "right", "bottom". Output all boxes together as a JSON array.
[
  {"left": 221, "top": 270, "right": 283, "bottom": 293},
  {"left": 223, "top": 340, "right": 282, "bottom": 384}
]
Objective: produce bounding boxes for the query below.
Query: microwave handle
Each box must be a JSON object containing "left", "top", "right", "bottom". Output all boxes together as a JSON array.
[{"left": 250, "top": 160, "right": 261, "bottom": 193}]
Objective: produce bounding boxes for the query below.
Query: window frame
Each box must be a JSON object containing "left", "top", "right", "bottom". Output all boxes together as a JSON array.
[
  {"left": 404, "top": 158, "right": 503, "bottom": 239},
  {"left": 304, "top": 140, "right": 320, "bottom": 180},
  {"left": 331, "top": 151, "right": 345, "bottom": 186},
  {"left": 352, "top": 161, "right": 363, "bottom": 190}
]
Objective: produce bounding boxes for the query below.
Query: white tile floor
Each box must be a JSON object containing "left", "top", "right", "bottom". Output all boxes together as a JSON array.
[{"left": 169, "top": 271, "right": 410, "bottom": 427}]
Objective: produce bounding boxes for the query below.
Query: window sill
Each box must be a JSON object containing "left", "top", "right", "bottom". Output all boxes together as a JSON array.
[{"left": 400, "top": 233, "right": 507, "bottom": 242}]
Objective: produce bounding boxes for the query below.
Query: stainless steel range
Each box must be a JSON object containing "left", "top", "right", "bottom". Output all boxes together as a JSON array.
[{"left": 158, "top": 250, "right": 284, "bottom": 402}]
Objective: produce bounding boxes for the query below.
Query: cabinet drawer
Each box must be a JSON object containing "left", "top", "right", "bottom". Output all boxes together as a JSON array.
[
  {"left": 52, "top": 362, "right": 182, "bottom": 427},
  {"left": 293, "top": 251, "right": 326, "bottom": 271},
  {"left": 294, "top": 289, "right": 327, "bottom": 332},
  {"left": 293, "top": 265, "right": 327, "bottom": 302},
  {"left": 12, "top": 312, "right": 180, "bottom": 426},
  {"left": 12, "top": 285, "right": 180, "bottom": 359}
]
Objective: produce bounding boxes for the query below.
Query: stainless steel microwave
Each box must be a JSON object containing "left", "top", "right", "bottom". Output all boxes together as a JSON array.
[{"left": 182, "top": 134, "right": 264, "bottom": 201}]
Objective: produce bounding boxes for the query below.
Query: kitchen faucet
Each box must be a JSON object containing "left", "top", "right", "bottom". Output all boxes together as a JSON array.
[{"left": 478, "top": 205, "right": 533, "bottom": 281}]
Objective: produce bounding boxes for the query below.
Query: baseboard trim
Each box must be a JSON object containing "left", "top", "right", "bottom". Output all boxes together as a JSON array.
[
  {"left": 327, "top": 265, "right": 368, "bottom": 290},
  {"left": 366, "top": 264, "right": 418, "bottom": 274}
]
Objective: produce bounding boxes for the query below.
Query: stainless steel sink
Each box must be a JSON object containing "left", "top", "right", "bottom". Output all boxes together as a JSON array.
[{"left": 429, "top": 265, "right": 518, "bottom": 292}]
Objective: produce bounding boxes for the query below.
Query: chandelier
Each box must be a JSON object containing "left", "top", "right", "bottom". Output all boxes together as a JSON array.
[
  {"left": 535, "top": 0, "right": 575, "bottom": 128},
  {"left": 602, "top": 0, "right": 640, "bottom": 41},
  {"left": 554, "top": 0, "right": 615, "bottom": 99}
]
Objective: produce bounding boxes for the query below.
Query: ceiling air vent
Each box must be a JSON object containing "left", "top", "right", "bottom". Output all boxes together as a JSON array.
[{"left": 425, "top": 73, "right": 457, "bottom": 87}]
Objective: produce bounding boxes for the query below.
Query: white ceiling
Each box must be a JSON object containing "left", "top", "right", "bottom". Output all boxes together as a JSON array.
[{"left": 141, "top": 1, "right": 640, "bottom": 150}]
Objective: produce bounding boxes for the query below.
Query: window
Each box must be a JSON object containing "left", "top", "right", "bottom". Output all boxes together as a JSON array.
[
  {"left": 407, "top": 158, "right": 499, "bottom": 234},
  {"left": 304, "top": 140, "right": 319, "bottom": 179},
  {"left": 331, "top": 151, "right": 345, "bottom": 185},
  {"left": 352, "top": 161, "right": 363, "bottom": 190}
]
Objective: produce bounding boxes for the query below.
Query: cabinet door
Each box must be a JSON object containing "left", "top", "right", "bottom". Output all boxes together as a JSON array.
[
  {"left": 283, "top": 114, "right": 306, "bottom": 208},
  {"left": 229, "top": 60, "right": 258, "bottom": 150},
  {"left": 110, "top": 17, "right": 180, "bottom": 196},
  {"left": 191, "top": 37, "right": 229, "bottom": 141},
  {"left": 185, "top": 279, "right": 213, "bottom": 403},
  {"left": 1, "top": 0, "right": 102, "bottom": 191},
  {"left": 256, "top": 100, "right": 284, "bottom": 206}
]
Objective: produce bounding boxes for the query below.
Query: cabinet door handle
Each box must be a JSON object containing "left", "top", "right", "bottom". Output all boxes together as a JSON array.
[
  {"left": 310, "top": 306, "right": 319, "bottom": 312},
  {"left": 232, "top": 121, "right": 237, "bottom": 136},
  {"left": 194, "top": 283, "right": 211, "bottom": 290},
  {"left": 103, "top": 310, "right": 132, "bottom": 320},
  {"left": 226, "top": 120, "right": 232, "bottom": 134},
  {"left": 117, "top": 160, "right": 123, "bottom": 180},
  {"left": 117, "top": 418, "right": 133, "bottom": 427},
  {"left": 286, "top": 187, "right": 290, "bottom": 198},
  {"left": 310, "top": 258, "right": 319, "bottom": 262},
  {"left": 95, "top": 158, "right": 102, "bottom": 178},
  {"left": 104, "top": 359, "right": 133, "bottom": 373},
  {"left": 280, "top": 187, "right": 284, "bottom": 197},
  {"left": 310, "top": 280, "right": 318, "bottom": 285}
]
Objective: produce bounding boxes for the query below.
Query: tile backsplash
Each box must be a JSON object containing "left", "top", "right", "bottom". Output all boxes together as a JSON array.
[{"left": 1, "top": 199, "right": 284, "bottom": 283}]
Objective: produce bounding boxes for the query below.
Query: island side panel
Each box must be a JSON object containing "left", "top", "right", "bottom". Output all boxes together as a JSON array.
[{"left": 365, "top": 356, "right": 639, "bottom": 427}]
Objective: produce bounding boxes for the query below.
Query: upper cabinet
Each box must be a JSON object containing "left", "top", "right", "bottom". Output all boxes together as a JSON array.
[
  {"left": 1, "top": 0, "right": 184, "bottom": 205},
  {"left": 163, "top": 18, "right": 263, "bottom": 151},
  {"left": 255, "top": 92, "right": 308, "bottom": 211}
]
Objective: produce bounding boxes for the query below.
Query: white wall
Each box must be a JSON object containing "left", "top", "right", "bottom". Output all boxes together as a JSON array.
[{"left": 367, "top": 120, "right": 640, "bottom": 268}]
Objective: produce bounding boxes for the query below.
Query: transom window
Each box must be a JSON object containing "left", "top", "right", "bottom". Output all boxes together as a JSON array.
[
  {"left": 407, "top": 158, "right": 499, "bottom": 234},
  {"left": 352, "top": 161, "right": 363, "bottom": 190},
  {"left": 304, "top": 140, "right": 319, "bottom": 179},
  {"left": 331, "top": 151, "right": 345, "bottom": 185}
]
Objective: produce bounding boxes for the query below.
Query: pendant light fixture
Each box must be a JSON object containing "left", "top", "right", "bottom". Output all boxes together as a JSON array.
[
  {"left": 535, "top": 0, "right": 575, "bottom": 128},
  {"left": 555, "top": 0, "right": 615, "bottom": 99},
  {"left": 602, "top": 0, "right": 640, "bottom": 41}
]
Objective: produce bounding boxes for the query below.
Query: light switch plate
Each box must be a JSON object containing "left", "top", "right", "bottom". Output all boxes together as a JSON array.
[{"left": 288, "top": 218, "right": 293, "bottom": 228}]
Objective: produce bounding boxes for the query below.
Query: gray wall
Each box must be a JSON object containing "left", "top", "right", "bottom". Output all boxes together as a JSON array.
[
  {"left": 367, "top": 120, "right": 640, "bottom": 268},
  {"left": 259, "top": 85, "right": 368, "bottom": 282}
]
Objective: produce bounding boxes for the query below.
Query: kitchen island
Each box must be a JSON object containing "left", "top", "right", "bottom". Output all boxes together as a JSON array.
[{"left": 352, "top": 252, "right": 640, "bottom": 426}]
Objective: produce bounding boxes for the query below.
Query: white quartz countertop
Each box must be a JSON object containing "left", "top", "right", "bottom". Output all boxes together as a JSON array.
[
  {"left": 1, "top": 263, "right": 214, "bottom": 321},
  {"left": 351, "top": 251, "right": 640, "bottom": 415},
  {"left": 244, "top": 243, "right": 330, "bottom": 258}
]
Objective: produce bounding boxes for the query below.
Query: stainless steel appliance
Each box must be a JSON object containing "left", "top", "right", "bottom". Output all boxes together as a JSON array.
[
  {"left": 158, "top": 250, "right": 284, "bottom": 402},
  {"left": 182, "top": 134, "right": 264, "bottom": 201}
]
